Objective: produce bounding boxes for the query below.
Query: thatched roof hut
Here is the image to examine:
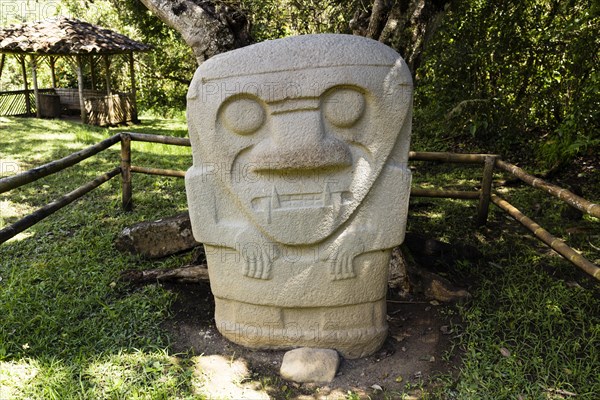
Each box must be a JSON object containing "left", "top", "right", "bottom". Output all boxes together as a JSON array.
[
  {"left": 0, "top": 17, "right": 152, "bottom": 55},
  {"left": 0, "top": 17, "right": 151, "bottom": 125}
]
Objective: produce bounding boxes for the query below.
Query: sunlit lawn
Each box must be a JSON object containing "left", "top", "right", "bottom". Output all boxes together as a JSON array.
[
  {"left": 0, "top": 116, "right": 599, "bottom": 399},
  {"left": 0, "top": 115, "right": 198, "bottom": 398}
]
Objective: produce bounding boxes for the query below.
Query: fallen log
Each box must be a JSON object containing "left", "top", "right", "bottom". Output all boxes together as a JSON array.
[{"left": 121, "top": 264, "right": 209, "bottom": 284}]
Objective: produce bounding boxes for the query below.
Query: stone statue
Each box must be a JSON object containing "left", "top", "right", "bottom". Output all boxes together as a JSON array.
[{"left": 186, "top": 34, "right": 412, "bottom": 358}]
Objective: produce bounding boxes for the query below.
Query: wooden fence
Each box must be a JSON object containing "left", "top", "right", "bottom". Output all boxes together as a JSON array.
[
  {"left": 0, "top": 88, "right": 136, "bottom": 125},
  {"left": 0, "top": 89, "right": 53, "bottom": 116},
  {"left": 0, "top": 132, "right": 598, "bottom": 280},
  {"left": 86, "top": 93, "right": 135, "bottom": 126}
]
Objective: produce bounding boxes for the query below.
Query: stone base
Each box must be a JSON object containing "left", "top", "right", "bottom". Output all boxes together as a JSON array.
[{"left": 214, "top": 297, "right": 388, "bottom": 359}]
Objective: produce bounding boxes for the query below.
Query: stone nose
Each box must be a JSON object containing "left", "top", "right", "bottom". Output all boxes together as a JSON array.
[{"left": 250, "top": 110, "right": 352, "bottom": 172}]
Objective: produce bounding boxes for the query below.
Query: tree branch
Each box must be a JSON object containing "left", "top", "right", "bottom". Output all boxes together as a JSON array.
[{"left": 139, "top": 0, "right": 251, "bottom": 64}]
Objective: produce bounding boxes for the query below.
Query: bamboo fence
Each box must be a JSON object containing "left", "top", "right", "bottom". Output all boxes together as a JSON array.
[{"left": 0, "top": 89, "right": 53, "bottom": 116}]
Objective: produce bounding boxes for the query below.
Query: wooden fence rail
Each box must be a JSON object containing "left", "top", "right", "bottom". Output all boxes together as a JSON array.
[
  {"left": 0, "top": 132, "right": 598, "bottom": 281},
  {"left": 0, "top": 168, "right": 121, "bottom": 244},
  {"left": 496, "top": 159, "right": 600, "bottom": 219},
  {"left": 0, "top": 134, "right": 121, "bottom": 194},
  {"left": 408, "top": 151, "right": 494, "bottom": 164},
  {"left": 491, "top": 194, "right": 600, "bottom": 280}
]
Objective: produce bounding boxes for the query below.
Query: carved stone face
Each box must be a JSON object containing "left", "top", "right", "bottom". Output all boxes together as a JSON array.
[{"left": 187, "top": 34, "right": 412, "bottom": 245}]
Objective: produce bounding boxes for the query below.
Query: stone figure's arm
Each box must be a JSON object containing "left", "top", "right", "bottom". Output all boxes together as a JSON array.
[
  {"left": 363, "top": 162, "right": 412, "bottom": 250},
  {"left": 186, "top": 167, "right": 277, "bottom": 280},
  {"left": 326, "top": 163, "right": 412, "bottom": 280},
  {"left": 233, "top": 226, "right": 278, "bottom": 280},
  {"left": 185, "top": 166, "right": 241, "bottom": 245}
]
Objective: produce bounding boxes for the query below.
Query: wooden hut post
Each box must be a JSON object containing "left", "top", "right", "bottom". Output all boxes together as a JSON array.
[
  {"left": 76, "top": 55, "right": 86, "bottom": 123},
  {"left": 103, "top": 55, "right": 112, "bottom": 95},
  {"left": 49, "top": 56, "right": 57, "bottom": 88},
  {"left": 19, "top": 55, "right": 32, "bottom": 116},
  {"left": 30, "top": 55, "right": 41, "bottom": 118},
  {"left": 129, "top": 52, "right": 138, "bottom": 122},
  {"left": 90, "top": 55, "right": 97, "bottom": 90},
  {"left": 0, "top": 54, "right": 5, "bottom": 82}
]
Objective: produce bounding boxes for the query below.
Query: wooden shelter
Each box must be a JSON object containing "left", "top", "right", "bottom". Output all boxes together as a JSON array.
[{"left": 0, "top": 17, "right": 151, "bottom": 125}]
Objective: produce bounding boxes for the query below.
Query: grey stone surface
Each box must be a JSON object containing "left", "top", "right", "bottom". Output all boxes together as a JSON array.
[
  {"left": 114, "top": 212, "right": 199, "bottom": 259},
  {"left": 280, "top": 347, "right": 340, "bottom": 384},
  {"left": 185, "top": 34, "right": 413, "bottom": 358}
]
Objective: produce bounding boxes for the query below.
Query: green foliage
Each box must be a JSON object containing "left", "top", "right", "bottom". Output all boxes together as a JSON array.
[
  {"left": 416, "top": 0, "right": 600, "bottom": 167},
  {"left": 234, "top": 0, "right": 357, "bottom": 41}
]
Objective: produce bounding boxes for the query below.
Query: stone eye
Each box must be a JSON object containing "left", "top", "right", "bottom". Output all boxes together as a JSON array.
[
  {"left": 323, "top": 88, "right": 366, "bottom": 128},
  {"left": 221, "top": 97, "right": 266, "bottom": 135}
]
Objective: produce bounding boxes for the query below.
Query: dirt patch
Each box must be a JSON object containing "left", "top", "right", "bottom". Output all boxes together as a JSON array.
[{"left": 161, "top": 282, "right": 462, "bottom": 399}]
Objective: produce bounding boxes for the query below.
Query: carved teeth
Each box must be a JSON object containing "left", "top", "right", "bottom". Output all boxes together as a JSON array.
[
  {"left": 322, "top": 183, "right": 332, "bottom": 206},
  {"left": 265, "top": 186, "right": 278, "bottom": 223},
  {"left": 259, "top": 186, "right": 345, "bottom": 211},
  {"left": 333, "top": 191, "right": 342, "bottom": 210},
  {"left": 266, "top": 194, "right": 271, "bottom": 224},
  {"left": 271, "top": 186, "right": 280, "bottom": 209}
]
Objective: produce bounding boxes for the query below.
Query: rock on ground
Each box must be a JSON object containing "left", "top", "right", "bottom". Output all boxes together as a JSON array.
[
  {"left": 114, "top": 212, "right": 199, "bottom": 259},
  {"left": 280, "top": 347, "right": 339, "bottom": 384}
]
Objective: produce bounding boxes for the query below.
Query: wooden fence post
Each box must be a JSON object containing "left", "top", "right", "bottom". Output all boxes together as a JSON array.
[
  {"left": 120, "top": 133, "right": 133, "bottom": 211},
  {"left": 477, "top": 155, "right": 497, "bottom": 226}
]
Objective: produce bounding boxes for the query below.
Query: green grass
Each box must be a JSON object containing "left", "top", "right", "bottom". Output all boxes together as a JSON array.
[
  {"left": 1, "top": 116, "right": 198, "bottom": 398},
  {"left": 1, "top": 116, "right": 599, "bottom": 399},
  {"left": 408, "top": 163, "right": 600, "bottom": 400}
]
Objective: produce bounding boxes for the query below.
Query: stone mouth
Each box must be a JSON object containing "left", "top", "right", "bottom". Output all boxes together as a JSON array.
[{"left": 251, "top": 184, "right": 352, "bottom": 212}]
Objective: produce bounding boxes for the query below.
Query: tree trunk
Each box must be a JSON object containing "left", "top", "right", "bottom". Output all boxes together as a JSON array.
[
  {"left": 366, "top": 0, "right": 392, "bottom": 39},
  {"left": 139, "top": 0, "right": 252, "bottom": 64},
  {"left": 352, "top": 0, "right": 453, "bottom": 76}
]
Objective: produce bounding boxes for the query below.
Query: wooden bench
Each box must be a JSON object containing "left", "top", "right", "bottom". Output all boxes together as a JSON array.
[{"left": 54, "top": 88, "right": 105, "bottom": 111}]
